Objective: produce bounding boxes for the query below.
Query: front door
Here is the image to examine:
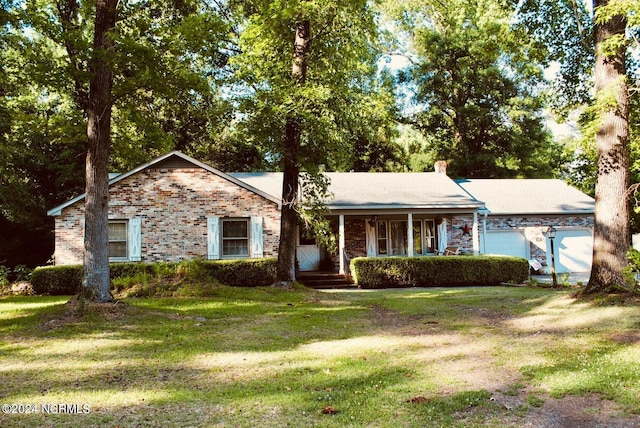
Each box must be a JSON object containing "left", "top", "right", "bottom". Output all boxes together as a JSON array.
[{"left": 296, "top": 226, "right": 320, "bottom": 271}]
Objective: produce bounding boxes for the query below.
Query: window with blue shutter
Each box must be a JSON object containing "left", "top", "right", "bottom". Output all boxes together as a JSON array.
[
  {"left": 251, "top": 216, "right": 264, "bottom": 258},
  {"left": 128, "top": 218, "right": 142, "bottom": 261},
  {"left": 207, "top": 217, "right": 220, "bottom": 260}
]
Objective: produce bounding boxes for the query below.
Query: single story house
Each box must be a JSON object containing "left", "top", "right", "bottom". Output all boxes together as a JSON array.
[{"left": 48, "top": 151, "right": 595, "bottom": 275}]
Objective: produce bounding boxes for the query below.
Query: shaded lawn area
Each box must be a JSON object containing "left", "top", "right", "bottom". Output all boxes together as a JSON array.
[{"left": 1, "top": 286, "right": 639, "bottom": 427}]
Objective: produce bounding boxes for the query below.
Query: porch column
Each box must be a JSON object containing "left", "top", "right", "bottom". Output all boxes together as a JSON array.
[
  {"left": 407, "top": 213, "right": 414, "bottom": 256},
  {"left": 339, "top": 214, "right": 345, "bottom": 274},
  {"left": 472, "top": 211, "right": 480, "bottom": 256}
]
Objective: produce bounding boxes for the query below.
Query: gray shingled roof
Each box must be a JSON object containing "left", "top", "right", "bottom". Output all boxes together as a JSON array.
[
  {"left": 47, "top": 151, "right": 281, "bottom": 216},
  {"left": 455, "top": 179, "right": 594, "bottom": 215},
  {"left": 231, "top": 172, "right": 484, "bottom": 211},
  {"left": 48, "top": 150, "right": 593, "bottom": 217}
]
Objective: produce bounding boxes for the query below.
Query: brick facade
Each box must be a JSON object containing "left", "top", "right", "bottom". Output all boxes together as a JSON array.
[
  {"left": 344, "top": 219, "right": 367, "bottom": 258},
  {"left": 448, "top": 215, "right": 475, "bottom": 253},
  {"left": 53, "top": 167, "right": 281, "bottom": 265}
]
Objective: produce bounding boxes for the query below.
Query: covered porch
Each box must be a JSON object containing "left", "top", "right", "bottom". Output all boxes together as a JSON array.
[{"left": 297, "top": 210, "right": 482, "bottom": 275}]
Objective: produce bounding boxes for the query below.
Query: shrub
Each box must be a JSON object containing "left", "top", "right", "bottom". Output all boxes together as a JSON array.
[
  {"left": 627, "top": 248, "right": 640, "bottom": 272},
  {"left": 622, "top": 248, "right": 640, "bottom": 293},
  {"left": 201, "top": 259, "right": 277, "bottom": 287},
  {"left": 110, "top": 262, "right": 156, "bottom": 279},
  {"left": 350, "top": 256, "right": 529, "bottom": 289},
  {"left": 30, "top": 259, "right": 278, "bottom": 295},
  {"left": 13, "top": 264, "right": 33, "bottom": 282},
  {"left": 31, "top": 265, "right": 83, "bottom": 295},
  {"left": 0, "top": 265, "right": 9, "bottom": 288}
]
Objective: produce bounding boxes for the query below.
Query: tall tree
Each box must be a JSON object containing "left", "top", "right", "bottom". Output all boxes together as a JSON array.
[
  {"left": 513, "top": 0, "right": 594, "bottom": 114},
  {"left": 231, "top": 0, "right": 384, "bottom": 284},
  {"left": 515, "top": 0, "right": 639, "bottom": 292},
  {"left": 584, "top": 0, "right": 631, "bottom": 293},
  {"left": 275, "top": 19, "right": 310, "bottom": 283},
  {"left": 82, "top": 0, "right": 118, "bottom": 302}
]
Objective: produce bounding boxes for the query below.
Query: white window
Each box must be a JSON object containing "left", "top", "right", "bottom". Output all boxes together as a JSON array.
[
  {"left": 208, "top": 216, "right": 264, "bottom": 260},
  {"left": 377, "top": 220, "right": 407, "bottom": 256},
  {"left": 222, "top": 219, "right": 250, "bottom": 257},
  {"left": 413, "top": 221, "right": 423, "bottom": 255},
  {"left": 377, "top": 221, "right": 388, "bottom": 255},
  {"left": 375, "top": 219, "right": 437, "bottom": 256},
  {"left": 389, "top": 221, "right": 407, "bottom": 255},
  {"left": 108, "top": 221, "right": 128, "bottom": 260},
  {"left": 108, "top": 218, "right": 142, "bottom": 262},
  {"left": 413, "top": 220, "right": 436, "bottom": 255}
]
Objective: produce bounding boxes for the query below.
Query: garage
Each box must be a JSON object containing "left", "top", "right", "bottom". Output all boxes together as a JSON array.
[
  {"left": 549, "top": 228, "right": 593, "bottom": 273},
  {"left": 483, "top": 230, "right": 528, "bottom": 259}
]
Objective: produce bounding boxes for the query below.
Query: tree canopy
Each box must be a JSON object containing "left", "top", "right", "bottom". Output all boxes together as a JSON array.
[
  {"left": 388, "top": 0, "right": 563, "bottom": 178},
  {"left": 0, "top": 0, "right": 233, "bottom": 270}
]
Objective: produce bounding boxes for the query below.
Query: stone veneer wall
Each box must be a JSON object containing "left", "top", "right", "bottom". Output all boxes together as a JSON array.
[{"left": 53, "top": 167, "right": 281, "bottom": 265}]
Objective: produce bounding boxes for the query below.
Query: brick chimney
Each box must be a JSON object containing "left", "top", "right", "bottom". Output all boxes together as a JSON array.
[{"left": 434, "top": 160, "right": 447, "bottom": 174}]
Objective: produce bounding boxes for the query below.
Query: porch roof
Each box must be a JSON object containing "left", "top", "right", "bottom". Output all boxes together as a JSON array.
[{"left": 231, "top": 172, "right": 484, "bottom": 211}]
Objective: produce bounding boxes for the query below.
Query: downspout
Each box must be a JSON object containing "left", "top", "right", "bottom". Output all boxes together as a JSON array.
[
  {"left": 482, "top": 210, "right": 487, "bottom": 254},
  {"left": 339, "top": 215, "right": 345, "bottom": 274}
]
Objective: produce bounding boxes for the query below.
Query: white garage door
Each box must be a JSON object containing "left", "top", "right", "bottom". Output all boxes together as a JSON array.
[
  {"left": 484, "top": 231, "right": 528, "bottom": 259},
  {"left": 550, "top": 229, "right": 593, "bottom": 273}
]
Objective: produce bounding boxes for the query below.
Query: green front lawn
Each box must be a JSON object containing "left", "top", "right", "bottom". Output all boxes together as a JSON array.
[{"left": 1, "top": 286, "right": 639, "bottom": 427}]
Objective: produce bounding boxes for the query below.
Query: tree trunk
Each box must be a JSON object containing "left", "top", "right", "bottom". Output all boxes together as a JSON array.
[
  {"left": 82, "top": 0, "right": 118, "bottom": 302},
  {"left": 584, "top": 0, "right": 630, "bottom": 293},
  {"left": 275, "top": 19, "right": 310, "bottom": 285}
]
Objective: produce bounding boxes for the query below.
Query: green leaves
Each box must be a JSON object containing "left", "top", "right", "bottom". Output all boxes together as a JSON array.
[
  {"left": 230, "top": 0, "right": 387, "bottom": 172},
  {"left": 594, "top": 0, "right": 638, "bottom": 59},
  {"left": 395, "top": 0, "right": 556, "bottom": 177},
  {"left": 595, "top": 0, "right": 640, "bottom": 27}
]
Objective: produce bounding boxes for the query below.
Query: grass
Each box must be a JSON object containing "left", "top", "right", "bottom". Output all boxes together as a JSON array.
[{"left": 0, "top": 286, "right": 639, "bottom": 427}]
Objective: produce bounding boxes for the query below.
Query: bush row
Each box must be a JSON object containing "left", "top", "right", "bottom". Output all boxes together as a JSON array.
[
  {"left": 30, "top": 259, "right": 278, "bottom": 295},
  {"left": 0, "top": 264, "right": 34, "bottom": 286},
  {"left": 350, "top": 256, "right": 529, "bottom": 288}
]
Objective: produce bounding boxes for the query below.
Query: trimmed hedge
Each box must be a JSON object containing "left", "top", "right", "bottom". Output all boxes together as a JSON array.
[
  {"left": 31, "top": 265, "right": 83, "bottom": 295},
  {"left": 201, "top": 259, "right": 277, "bottom": 287},
  {"left": 350, "top": 256, "right": 529, "bottom": 288},
  {"left": 30, "top": 259, "right": 278, "bottom": 295}
]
